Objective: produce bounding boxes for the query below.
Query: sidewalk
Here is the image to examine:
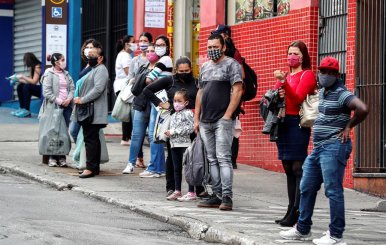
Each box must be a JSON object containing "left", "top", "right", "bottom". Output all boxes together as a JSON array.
[{"left": 0, "top": 107, "right": 385, "bottom": 245}]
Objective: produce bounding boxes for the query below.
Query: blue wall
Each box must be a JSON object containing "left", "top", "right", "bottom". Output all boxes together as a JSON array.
[
  {"left": 128, "top": 0, "right": 134, "bottom": 35},
  {"left": 0, "top": 4, "right": 14, "bottom": 102}
]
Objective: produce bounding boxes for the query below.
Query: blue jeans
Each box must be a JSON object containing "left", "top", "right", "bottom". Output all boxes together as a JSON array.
[
  {"left": 69, "top": 121, "right": 81, "bottom": 143},
  {"left": 200, "top": 118, "right": 235, "bottom": 197},
  {"left": 297, "top": 139, "right": 352, "bottom": 238},
  {"left": 145, "top": 105, "right": 165, "bottom": 174},
  {"left": 128, "top": 109, "right": 147, "bottom": 164}
]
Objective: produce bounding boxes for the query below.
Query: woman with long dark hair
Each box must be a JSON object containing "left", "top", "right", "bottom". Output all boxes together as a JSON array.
[
  {"left": 12, "top": 52, "right": 42, "bottom": 118},
  {"left": 272, "top": 41, "right": 316, "bottom": 227}
]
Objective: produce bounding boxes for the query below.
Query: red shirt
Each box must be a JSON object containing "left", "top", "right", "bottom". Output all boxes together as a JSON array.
[{"left": 274, "top": 70, "right": 317, "bottom": 115}]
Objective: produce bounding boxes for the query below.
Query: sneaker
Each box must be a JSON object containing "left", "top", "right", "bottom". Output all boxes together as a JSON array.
[
  {"left": 58, "top": 158, "right": 67, "bottom": 167},
  {"left": 313, "top": 231, "right": 346, "bottom": 245},
  {"left": 158, "top": 173, "right": 166, "bottom": 177},
  {"left": 279, "top": 226, "right": 312, "bottom": 241},
  {"left": 48, "top": 159, "right": 58, "bottom": 167},
  {"left": 219, "top": 195, "right": 233, "bottom": 211},
  {"left": 166, "top": 189, "right": 174, "bottom": 197},
  {"left": 122, "top": 163, "right": 134, "bottom": 174},
  {"left": 120, "top": 140, "right": 130, "bottom": 146},
  {"left": 15, "top": 109, "right": 31, "bottom": 118},
  {"left": 197, "top": 191, "right": 210, "bottom": 199},
  {"left": 177, "top": 192, "right": 197, "bottom": 202},
  {"left": 139, "top": 170, "right": 156, "bottom": 178},
  {"left": 166, "top": 191, "right": 182, "bottom": 201},
  {"left": 11, "top": 109, "right": 22, "bottom": 116},
  {"left": 197, "top": 194, "right": 222, "bottom": 208}
]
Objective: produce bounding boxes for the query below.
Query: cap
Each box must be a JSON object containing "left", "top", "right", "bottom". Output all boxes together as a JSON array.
[
  {"left": 211, "top": 24, "right": 231, "bottom": 37},
  {"left": 318, "top": 57, "right": 339, "bottom": 72}
]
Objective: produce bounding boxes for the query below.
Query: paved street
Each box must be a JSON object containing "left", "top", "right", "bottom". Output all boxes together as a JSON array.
[
  {"left": 0, "top": 174, "right": 208, "bottom": 245},
  {"left": 0, "top": 107, "right": 385, "bottom": 244}
]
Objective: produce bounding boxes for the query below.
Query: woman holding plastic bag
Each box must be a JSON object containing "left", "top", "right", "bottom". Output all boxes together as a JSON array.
[{"left": 39, "top": 53, "right": 74, "bottom": 167}]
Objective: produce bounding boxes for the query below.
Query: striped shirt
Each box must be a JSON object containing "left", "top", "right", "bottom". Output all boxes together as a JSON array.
[{"left": 312, "top": 81, "right": 355, "bottom": 146}]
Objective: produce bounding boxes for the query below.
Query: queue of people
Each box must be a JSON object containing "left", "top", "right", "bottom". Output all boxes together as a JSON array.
[{"left": 19, "top": 24, "right": 367, "bottom": 245}]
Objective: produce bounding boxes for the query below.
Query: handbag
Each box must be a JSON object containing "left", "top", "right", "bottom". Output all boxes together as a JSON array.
[
  {"left": 299, "top": 92, "right": 319, "bottom": 127},
  {"left": 76, "top": 102, "right": 94, "bottom": 125},
  {"left": 111, "top": 91, "right": 131, "bottom": 122},
  {"left": 153, "top": 109, "right": 171, "bottom": 144},
  {"left": 120, "top": 81, "right": 135, "bottom": 103}
]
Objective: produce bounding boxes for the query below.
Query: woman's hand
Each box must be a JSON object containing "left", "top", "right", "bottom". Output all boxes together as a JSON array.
[
  {"left": 164, "top": 130, "right": 171, "bottom": 137},
  {"left": 62, "top": 98, "right": 72, "bottom": 107},
  {"left": 274, "top": 70, "right": 287, "bottom": 81},
  {"left": 279, "top": 87, "right": 285, "bottom": 98},
  {"left": 73, "top": 97, "right": 81, "bottom": 104},
  {"left": 16, "top": 74, "right": 26, "bottom": 83},
  {"left": 159, "top": 102, "right": 170, "bottom": 110}
]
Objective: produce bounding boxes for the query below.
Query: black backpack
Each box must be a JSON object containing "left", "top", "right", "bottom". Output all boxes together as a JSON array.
[{"left": 241, "top": 59, "right": 258, "bottom": 101}]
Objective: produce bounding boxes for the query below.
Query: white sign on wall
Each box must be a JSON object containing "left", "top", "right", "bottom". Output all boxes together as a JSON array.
[
  {"left": 144, "top": 12, "right": 165, "bottom": 28},
  {"left": 46, "top": 24, "right": 67, "bottom": 65},
  {"left": 145, "top": 0, "right": 166, "bottom": 12}
]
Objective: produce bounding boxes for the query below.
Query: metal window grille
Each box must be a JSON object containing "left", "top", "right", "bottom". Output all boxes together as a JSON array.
[{"left": 356, "top": 0, "right": 386, "bottom": 172}]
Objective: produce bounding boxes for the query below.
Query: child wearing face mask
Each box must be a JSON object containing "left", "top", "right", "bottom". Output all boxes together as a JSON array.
[
  {"left": 40, "top": 53, "right": 75, "bottom": 167},
  {"left": 165, "top": 89, "right": 195, "bottom": 201}
]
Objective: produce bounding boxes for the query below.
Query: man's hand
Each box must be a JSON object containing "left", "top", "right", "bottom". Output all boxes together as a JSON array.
[
  {"left": 338, "top": 127, "right": 351, "bottom": 143},
  {"left": 194, "top": 118, "right": 200, "bottom": 134},
  {"left": 73, "top": 97, "right": 81, "bottom": 104}
]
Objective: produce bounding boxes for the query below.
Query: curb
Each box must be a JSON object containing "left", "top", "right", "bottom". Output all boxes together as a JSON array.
[
  {"left": 375, "top": 200, "right": 386, "bottom": 212},
  {"left": 0, "top": 164, "right": 271, "bottom": 245}
]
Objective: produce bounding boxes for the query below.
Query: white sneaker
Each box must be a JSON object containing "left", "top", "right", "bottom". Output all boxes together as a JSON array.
[
  {"left": 122, "top": 163, "right": 134, "bottom": 174},
  {"left": 48, "top": 159, "right": 58, "bottom": 167},
  {"left": 139, "top": 170, "right": 155, "bottom": 178},
  {"left": 279, "top": 227, "right": 312, "bottom": 241},
  {"left": 177, "top": 192, "right": 197, "bottom": 202},
  {"left": 313, "top": 231, "right": 347, "bottom": 245}
]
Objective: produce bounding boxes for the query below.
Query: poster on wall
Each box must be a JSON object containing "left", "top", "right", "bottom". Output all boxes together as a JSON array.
[
  {"left": 45, "top": 24, "right": 67, "bottom": 65},
  {"left": 145, "top": 12, "right": 165, "bottom": 28},
  {"left": 145, "top": 0, "right": 166, "bottom": 12},
  {"left": 235, "top": 0, "right": 290, "bottom": 23}
]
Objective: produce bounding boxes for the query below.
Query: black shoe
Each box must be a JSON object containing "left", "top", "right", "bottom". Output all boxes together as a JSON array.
[
  {"left": 275, "top": 205, "right": 292, "bottom": 224},
  {"left": 280, "top": 208, "right": 299, "bottom": 227},
  {"left": 232, "top": 163, "right": 238, "bottom": 169},
  {"left": 219, "top": 196, "right": 233, "bottom": 211},
  {"left": 197, "top": 191, "right": 210, "bottom": 199},
  {"left": 79, "top": 171, "right": 95, "bottom": 179},
  {"left": 197, "top": 194, "right": 221, "bottom": 208}
]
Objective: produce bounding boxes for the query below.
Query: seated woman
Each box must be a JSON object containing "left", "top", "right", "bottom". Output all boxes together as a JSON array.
[{"left": 12, "top": 52, "right": 42, "bottom": 118}]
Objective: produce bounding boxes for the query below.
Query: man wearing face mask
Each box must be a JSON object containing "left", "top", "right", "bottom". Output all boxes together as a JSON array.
[
  {"left": 280, "top": 57, "right": 368, "bottom": 245},
  {"left": 195, "top": 33, "right": 243, "bottom": 211},
  {"left": 74, "top": 48, "right": 109, "bottom": 178}
]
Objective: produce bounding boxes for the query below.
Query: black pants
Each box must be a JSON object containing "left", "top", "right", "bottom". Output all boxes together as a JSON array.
[
  {"left": 166, "top": 141, "right": 175, "bottom": 192},
  {"left": 17, "top": 83, "right": 41, "bottom": 110},
  {"left": 171, "top": 147, "right": 186, "bottom": 191},
  {"left": 122, "top": 121, "right": 133, "bottom": 141},
  {"left": 82, "top": 124, "right": 104, "bottom": 172}
]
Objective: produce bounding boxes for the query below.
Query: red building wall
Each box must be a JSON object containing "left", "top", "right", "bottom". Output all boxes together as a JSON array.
[{"left": 199, "top": 1, "right": 358, "bottom": 188}]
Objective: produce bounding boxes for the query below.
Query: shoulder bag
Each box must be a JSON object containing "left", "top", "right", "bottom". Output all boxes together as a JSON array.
[{"left": 299, "top": 71, "right": 319, "bottom": 127}]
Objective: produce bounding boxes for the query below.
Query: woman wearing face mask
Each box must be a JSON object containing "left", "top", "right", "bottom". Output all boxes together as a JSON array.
[
  {"left": 122, "top": 32, "right": 153, "bottom": 169},
  {"left": 114, "top": 35, "right": 136, "bottom": 146},
  {"left": 69, "top": 39, "right": 102, "bottom": 143},
  {"left": 134, "top": 35, "right": 172, "bottom": 178},
  {"left": 40, "top": 53, "right": 75, "bottom": 167},
  {"left": 123, "top": 44, "right": 160, "bottom": 174},
  {"left": 142, "top": 56, "right": 206, "bottom": 198},
  {"left": 272, "top": 41, "right": 317, "bottom": 227}
]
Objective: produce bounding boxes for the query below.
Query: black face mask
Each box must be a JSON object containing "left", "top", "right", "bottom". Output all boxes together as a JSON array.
[
  {"left": 88, "top": 57, "right": 98, "bottom": 67},
  {"left": 176, "top": 72, "right": 193, "bottom": 81}
]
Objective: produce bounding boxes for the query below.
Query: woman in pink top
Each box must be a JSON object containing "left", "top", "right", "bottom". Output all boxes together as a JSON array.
[
  {"left": 41, "top": 53, "right": 75, "bottom": 167},
  {"left": 272, "top": 41, "right": 317, "bottom": 227}
]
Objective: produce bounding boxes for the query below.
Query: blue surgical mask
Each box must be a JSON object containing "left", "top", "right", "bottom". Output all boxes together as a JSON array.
[{"left": 318, "top": 74, "right": 337, "bottom": 88}]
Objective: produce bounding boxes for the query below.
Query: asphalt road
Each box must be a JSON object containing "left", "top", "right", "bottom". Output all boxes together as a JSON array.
[{"left": 0, "top": 173, "right": 209, "bottom": 245}]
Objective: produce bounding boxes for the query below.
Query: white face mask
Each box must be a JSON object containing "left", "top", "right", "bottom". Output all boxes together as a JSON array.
[
  {"left": 84, "top": 48, "right": 91, "bottom": 58},
  {"left": 130, "top": 43, "right": 137, "bottom": 53},
  {"left": 155, "top": 46, "right": 167, "bottom": 57},
  {"left": 59, "top": 61, "right": 66, "bottom": 70}
]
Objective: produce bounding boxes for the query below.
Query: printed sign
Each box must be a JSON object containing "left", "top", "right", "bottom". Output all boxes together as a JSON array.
[
  {"left": 145, "top": 0, "right": 166, "bottom": 13},
  {"left": 144, "top": 12, "right": 165, "bottom": 28},
  {"left": 52, "top": 7, "right": 62, "bottom": 18},
  {"left": 45, "top": 24, "right": 67, "bottom": 65}
]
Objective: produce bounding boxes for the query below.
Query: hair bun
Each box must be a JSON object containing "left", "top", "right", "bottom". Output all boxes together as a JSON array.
[{"left": 47, "top": 55, "right": 52, "bottom": 62}]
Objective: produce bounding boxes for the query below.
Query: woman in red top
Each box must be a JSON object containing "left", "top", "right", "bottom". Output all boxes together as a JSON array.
[{"left": 273, "top": 41, "right": 316, "bottom": 227}]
